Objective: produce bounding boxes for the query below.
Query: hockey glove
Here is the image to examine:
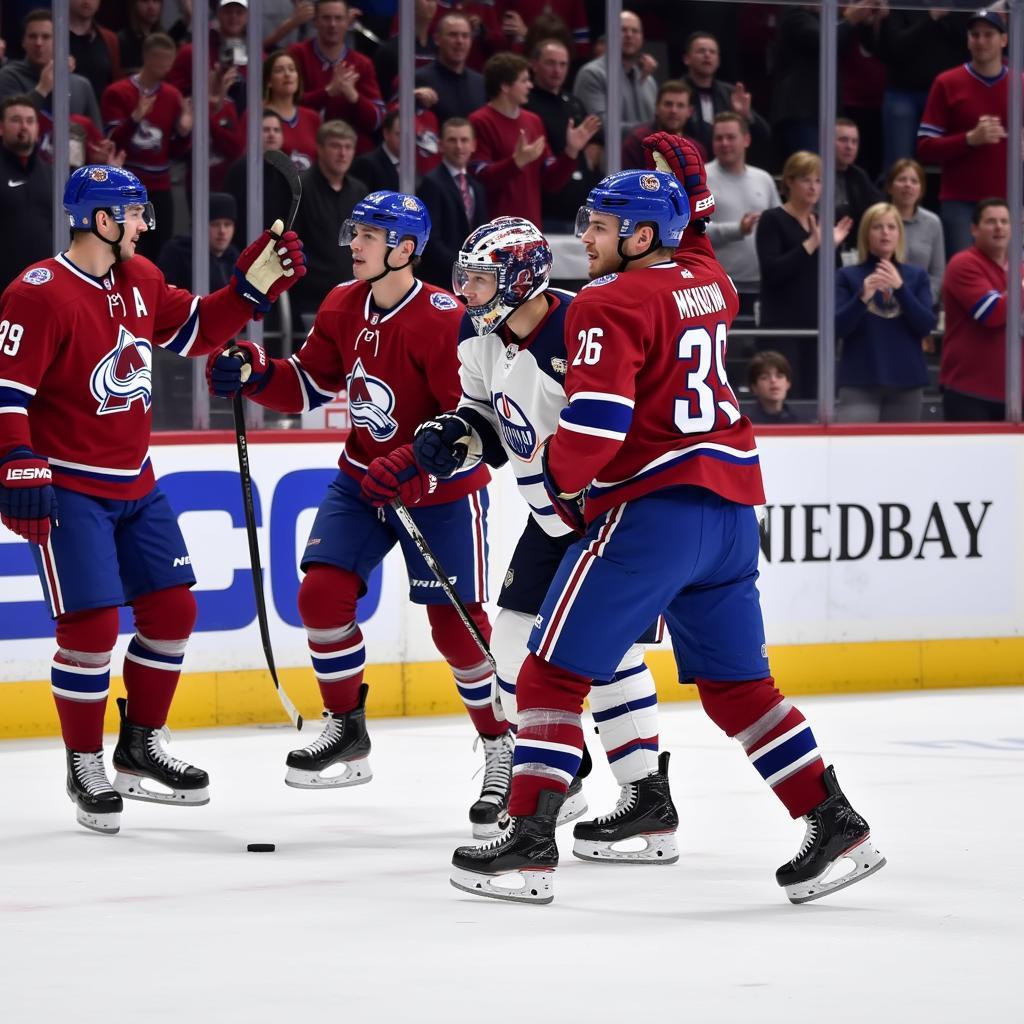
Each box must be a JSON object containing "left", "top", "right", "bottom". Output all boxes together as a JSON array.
[
  {"left": 0, "top": 448, "right": 58, "bottom": 545},
  {"left": 361, "top": 445, "right": 438, "bottom": 507},
  {"left": 413, "top": 413, "right": 473, "bottom": 478},
  {"left": 642, "top": 131, "right": 715, "bottom": 230},
  {"left": 232, "top": 219, "right": 307, "bottom": 314},
  {"left": 207, "top": 340, "right": 273, "bottom": 399},
  {"left": 540, "top": 438, "right": 585, "bottom": 534}
]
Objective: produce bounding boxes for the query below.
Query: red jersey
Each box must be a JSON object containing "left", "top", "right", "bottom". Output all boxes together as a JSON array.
[
  {"left": 917, "top": 64, "right": 1013, "bottom": 202},
  {"left": 940, "top": 245, "right": 1024, "bottom": 402},
  {"left": 209, "top": 98, "right": 245, "bottom": 190},
  {"left": 101, "top": 76, "right": 190, "bottom": 191},
  {"left": 549, "top": 231, "right": 765, "bottom": 523},
  {"left": 0, "top": 254, "right": 256, "bottom": 499},
  {"left": 468, "top": 104, "right": 576, "bottom": 225},
  {"left": 278, "top": 105, "right": 322, "bottom": 172},
  {"left": 287, "top": 41, "right": 384, "bottom": 153},
  {"left": 253, "top": 278, "right": 489, "bottom": 506}
]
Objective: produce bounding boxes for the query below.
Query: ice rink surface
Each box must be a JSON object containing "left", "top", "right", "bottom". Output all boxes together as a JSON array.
[{"left": 1, "top": 687, "right": 1021, "bottom": 1023}]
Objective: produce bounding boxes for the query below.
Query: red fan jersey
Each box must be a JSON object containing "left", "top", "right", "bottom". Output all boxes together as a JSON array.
[
  {"left": 0, "top": 253, "right": 255, "bottom": 499},
  {"left": 253, "top": 278, "right": 489, "bottom": 506},
  {"left": 549, "top": 231, "right": 765, "bottom": 522}
]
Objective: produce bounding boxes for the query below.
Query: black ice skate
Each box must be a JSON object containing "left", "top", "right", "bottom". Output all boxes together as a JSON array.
[
  {"left": 776, "top": 765, "right": 886, "bottom": 904},
  {"left": 112, "top": 698, "right": 210, "bottom": 805},
  {"left": 572, "top": 750, "right": 679, "bottom": 864},
  {"left": 66, "top": 749, "right": 123, "bottom": 835},
  {"left": 469, "top": 732, "right": 514, "bottom": 839},
  {"left": 556, "top": 741, "right": 591, "bottom": 827},
  {"left": 284, "top": 683, "right": 372, "bottom": 789},
  {"left": 451, "top": 790, "right": 564, "bottom": 905}
]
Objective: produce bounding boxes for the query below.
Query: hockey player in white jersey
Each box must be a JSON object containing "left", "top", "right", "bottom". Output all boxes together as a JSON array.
[{"left": 411, "top": 217, "right": 678, "bottom": 861}]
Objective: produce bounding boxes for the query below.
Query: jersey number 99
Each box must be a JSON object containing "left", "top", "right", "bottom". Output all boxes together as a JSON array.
[
  {"left": 0, "top": 320, "right": 24, "bottom": 357},
  {"left": 674, "top": 323, "right": 740, "bottom": 434}
]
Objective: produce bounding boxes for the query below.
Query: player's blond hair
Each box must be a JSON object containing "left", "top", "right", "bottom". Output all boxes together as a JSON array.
[{"left": 856, "top": 203, "right": 906, "bottom": 264}]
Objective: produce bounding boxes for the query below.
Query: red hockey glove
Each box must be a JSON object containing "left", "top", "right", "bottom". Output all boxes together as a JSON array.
[
  {"left": 643, "top": 131, "right": 715, "bottom": 228},
  {"left": 540, "top": 438, "right": 585, "bottom": 535},
  {"left": 233, "top": 218, "right": 307, "bottom": 314},
  {"left": 0, "top": 449, "right": 58, "bottom": 546},
  {"left": 207, "top": 340, "right": 273, "bottom": 399},
  {"left": 361, "top": 445, "right": 438, "bottom": 507}
]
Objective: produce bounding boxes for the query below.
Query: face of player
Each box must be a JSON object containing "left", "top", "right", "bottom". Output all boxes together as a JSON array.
[
  {"left": 209, "top": 217, "right": 235, "bottom": 258},
  {"left": 531, "top": 43, "right": 570, "bottom": 94},
  {"left": 967, "top": 23, "right": 1007, "bottom": 66},
  {"left": 620, "top": 13, "right": 644, "bottom": 58},
  {"left": 685, "top": 36, "right": 719, "bottom": 80},
  {"left": 580, "top": 210, "right": 629, "bottom": 278},
  {"left": 867, "top": 213, "right": 900, "bottom": 261},
  {"left": 888, "top": 168, "right": 921, "bottom": 211},
  {"left": 456, "top": 268, "right": 498, "bottom": 309},
  {"left": 655, "top": 91, "right": 693, "bottom": 134},
  {"left": 262, "top": 115, "right": 284, "bottom": 151},
  {"left": 752, "top": 367, "right": 790, "bottom": 406},
  {"left": 787, "top": 173, "right": 821, "bottom": 210},
  {"left": 349, "top": 224, "right": 412, "bottom": 278},
  {"left": 268, "top": 55, "right": 299, "bottom": 100},
  {"left": 318, "top": 134, "right": 355, "bottom": 178},
  {"left": 316, "top": 1, "right": 349, "bottom": 48},
  {"left": 23, "top": 19, "right": 54, "bottom": 67},
  {"left": 436, "top": 17, "right": 472, "bottom": 69},
  {"left": 712, "top": 121, "right": 749, "bottom": 171},
  {"left": 2, "top": 104, "right": 39, "bottom": 155},
  {"left": 506, "top": 70, "right": 533, "bottom": 108},
  {"left": 441, "top": 125, "right": 474, "bottom": 169},
  {"left": 971, "top": 204, "right": 1011, "bottom": 260},
  {"left": 143, "top": 45, "right": 176, "bottom": 82},
  {"left": 835, "top": 125, "right": 859, "bottom": 171},
  {"left": 104, "top": 205, "right": 149, "bottom": 259},
  {"left": 218, "top": 2, "right": 249, "bottom": 39}
]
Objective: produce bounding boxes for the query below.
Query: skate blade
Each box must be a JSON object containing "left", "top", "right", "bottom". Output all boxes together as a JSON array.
[
  {"left": 555, "top": 790, "right": 588, "bottom": 828},
  {"left": 785, "top": 838, "right": 887, "bottom": 904},
  {"left": 572, "top": 830, "right": 679, "bottom": 865},
  {"left": 113, "top": 771, "right": 210, "bottom": 805},
  {"left": 450, "top": 866, "right": 554, "bottom": 905},
  {"left": 284, "top": 757, "right": 373, "bottom": 789}
]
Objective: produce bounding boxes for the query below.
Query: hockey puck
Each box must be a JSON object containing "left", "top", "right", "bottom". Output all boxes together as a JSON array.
[{"left": 246, "top": 843, "right": 276, "bottom": 852}]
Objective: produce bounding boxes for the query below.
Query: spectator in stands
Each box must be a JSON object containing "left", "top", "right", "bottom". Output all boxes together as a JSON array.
[
  {"left": 158, "top": 190, "right": 240, "bottom": 289},
  {"left": 118, "top": 0, "right": 165, "bottom": 78},
  {"left": 706, "top": 112, "right": 780, "bottom": 298},
  {"left": 681, "top": 31, "right": 772, "bottom": 171},
  {"left": 918, "top": 11, "right": 1010, "bottom": 259},
  {"left": 940, "top": 198, "right": 1022, "bottom": 421},
  {"left": 206, "top": 60, "right": 245, "bottom": 191},
  {"left": 746, "top": 350, "right": 801, "bottom": 424},
  {"left": 291, "top": 118, "right": 368, "bottom": 317},
  {"left": 288, "top": 0, "right": 384, "bottom": 154},
  {"left": 875, "top": 7, "right": 969, "bottom": 172},
  {"left": 515, "top": 0, "right": 590, "bottom": 60},
  {"left": 0, "top": 10, "right": 102, "bottom": 134},
  {"left": 263, "top": 49, "right": 320, "bottom": 171},
  {"left": 470, "top": 52, "right": 597, "bottom": 226},
  {"left": 835, "top": 118, "right": 882, "bottom": 258},
  {"left": 375, "top": 0, "right": 438, "bottom": 99},
  {"left": 884, "top": 158, "right": 945, "bottom": 306},
  {"left": 622, "top": 80, "right": 702, "bottom": 170},
  {"left": 414, "top": 11, "right": 485, "bottom": 127},
  {"left": 351, "top": 107, "right": 401, "bottom": 191},
  {"left": 0, "top": 95, "right": 52, "bottom": 291},
  {"left": 168, "top": 0, "right": 193, "bottom": 47},
  {"left": 263, "top": 0, "right": 316, "bottom": 52},
  {"left": 756, "top": 150, "right": 853, "bottom": 399},
  {"left": 224, "top": 109, "right": 295, "bottom": 245},
  {"left": 574, "top": 10, "right": 657, "bottom": 139},
  {"left": 525, "top": 36, "right": 602, "bottom": 232},
  {"left": 101, "top": 32, "right": 192, "bottom": 260},
  {"left": 168, "top": 0, "right": 251, "bottom": 109},
  {"left": 417, "top": 116, "right": 487, "bottom": 288},
  {"left": 70, "top": 0, "right": 120, "bottom": 98},
  {"left": 835, "top": 202, "right": 936, "bottom": 423}
]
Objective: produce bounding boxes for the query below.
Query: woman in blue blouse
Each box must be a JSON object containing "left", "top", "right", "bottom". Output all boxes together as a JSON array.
[{"left": 835, "top": 202, "right": 937, "bottom": 422}]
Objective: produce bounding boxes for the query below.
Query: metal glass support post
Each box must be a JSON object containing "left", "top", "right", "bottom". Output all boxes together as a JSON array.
[
  {"left": 191, "top": 0, "right": 211, "bottom": 428},
  {"left": 817, "top": 0, "right": 838, "bottom": 424},
  {"left": 52, "top": 0, "right": 71, "bottom": 256},
  {"left": 398, "top": 0, "right": 416, "bottom": 196},
  {"left": 1006, "top": 0, "right": 1023, "bottom": 423},
  {"left": 604, "top": 0, "right": 623, "bottom": 175}
]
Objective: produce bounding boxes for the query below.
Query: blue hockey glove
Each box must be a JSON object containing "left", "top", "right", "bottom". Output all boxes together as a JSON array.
[
  {"left": 361, "top": 445, "right": 438, "bottom": 507},
  {"left": 207, "top": 340, "right": 273, "bottom": 399},
  {"left": 540, "top": 438, "right": 585, "bottom": 534},
  {"left": 0, "top": 448, "right": 58, "bottom": 545},
  {"left": 413, "top": 413, "right": 473, "bottom": 478}
]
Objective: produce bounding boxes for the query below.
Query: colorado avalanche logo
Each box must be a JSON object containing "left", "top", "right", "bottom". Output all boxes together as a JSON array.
[
  {"left": 347, "top": 358, "right": 398, "bottom": 441},
  {"left": 493, "top": 391, "right": 537, "bottom": 460},
  {"left": 430, "top": 293, "right": 458, "bottom": 311},
  {"left": 131, "top": 121, "right": 163, "bottom": 152},
  {"left": 22, "top": 268, "right": 52, "bottom": 286},
  {"left": 90, "top": 325, "right": 152, "bottom": 415}
]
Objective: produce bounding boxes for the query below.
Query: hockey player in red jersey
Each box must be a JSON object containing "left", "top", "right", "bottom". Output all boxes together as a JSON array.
[
  {"left": 0, "top": 165, "right": 306, "bottom": 835},
  {"left": 450, "top": 140, "right": 886, "bottom": 905},
  {"left": 207, "top": 191, "right": 513, "bottom": 833}
]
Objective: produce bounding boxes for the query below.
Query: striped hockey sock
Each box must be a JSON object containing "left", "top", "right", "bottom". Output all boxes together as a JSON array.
[
  {"left": 307, "top": 623, "right": 365, "bottom": 715},
  {"left": 589, "top": 662, "right": 659, "bottom": 785},
  {"left": 452, "top": 659, "right": 506, "bottom": 736},
  {"left": 509, "top": 708, "right": 584, "bottom": 816},
  {"left": 52, "top": 649, "right": 111, "bottom": 752},
  {"left": 123, "top": 634, "right": 187, "bottom": 729}
]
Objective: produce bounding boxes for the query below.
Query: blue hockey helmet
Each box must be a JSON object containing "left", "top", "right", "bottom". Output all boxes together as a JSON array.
[
  {"left": 63, "top": 165, "right": 155, "bottom": 231},
  {"left": 339, "top": 190, "right": 431, "bottom": 255},
  {"left": 575, "top": 169, "right": 689, "bottom": 250},
  {"left": 452, "top": 217, "right": 552, "bottom": 335}
]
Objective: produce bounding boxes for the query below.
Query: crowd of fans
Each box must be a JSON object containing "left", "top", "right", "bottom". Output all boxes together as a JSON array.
[{"left": 0, "top": 0, "right": 1020, "bottom": 424}]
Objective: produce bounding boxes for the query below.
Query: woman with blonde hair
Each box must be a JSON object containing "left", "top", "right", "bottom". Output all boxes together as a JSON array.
[
  {"left": 263, "top": 49, "right": 321, "bottom": 171},
  {"left": 755, "top": 150, "right": 853, "bottom": 400},
  {"left": 834, "top": 202, "right": 936, "bottom": 421},
  {"left": 884, "top": 158, "right": 945, "bottom": 305}
]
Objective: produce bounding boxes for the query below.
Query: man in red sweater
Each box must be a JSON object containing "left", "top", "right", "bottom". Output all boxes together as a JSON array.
[
  {"left": 469, "top": 52, "right": 598, "bottom": 227},
  {"left": 940, "top": 198, "right": 1023, "bottom": 421},
  {"left": 918, "top": 10, "right": 1011, "bottom": 257},
  {"left": 288, "top": 0, "right": 385, "bottom": 154}
]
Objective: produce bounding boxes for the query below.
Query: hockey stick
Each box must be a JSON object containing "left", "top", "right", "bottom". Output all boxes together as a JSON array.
[
  {"left": 390, "top": 499, "right": 504, "bottom": 720},
  {"left": 228, "top": 151, "right": 305, "bottom": 730}
]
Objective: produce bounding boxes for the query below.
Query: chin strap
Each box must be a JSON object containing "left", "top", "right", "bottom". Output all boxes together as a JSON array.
[
  {"left": 91, "top": 210, "right": 125, "bottom": 263},
  {"left": 615, "top": 226, "right": 661, "bottom": 273},
  {"left": 365, "top": 246, "right": 415, "bottom": 284}
]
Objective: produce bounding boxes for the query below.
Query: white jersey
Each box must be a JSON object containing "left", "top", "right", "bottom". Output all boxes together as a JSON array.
[{"left": 456, "top": 288, "right": 576, "bottom": 538}]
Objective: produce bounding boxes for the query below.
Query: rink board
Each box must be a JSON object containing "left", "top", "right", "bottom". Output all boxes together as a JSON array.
[{"left": 1, "top": 427, "right": 1022, "bottom": 738}]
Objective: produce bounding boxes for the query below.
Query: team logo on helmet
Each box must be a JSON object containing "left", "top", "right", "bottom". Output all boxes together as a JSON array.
[
  {"left": 402, "top": 197, "right": 419, "bottom": 211},
  {"left": 89, "top": 168, "right": 109, "bottom": 182},
  {"left": 90, "top": 325, "right": 152, "bottom": 415},
  {"left": 430, "top": 293, "right": 458, "bottom": 311},
  {"left": 22, "top": 268, "right": 52, "bottom": 286},
  {"left": 639, "top": 174, "right": 661, "bottom": 192},
  {"left": 346, "top": 358, "right": 398, "bottom": 442},
  {"left": 493, "top": 391, "right": 537, "bottom": 461}
]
